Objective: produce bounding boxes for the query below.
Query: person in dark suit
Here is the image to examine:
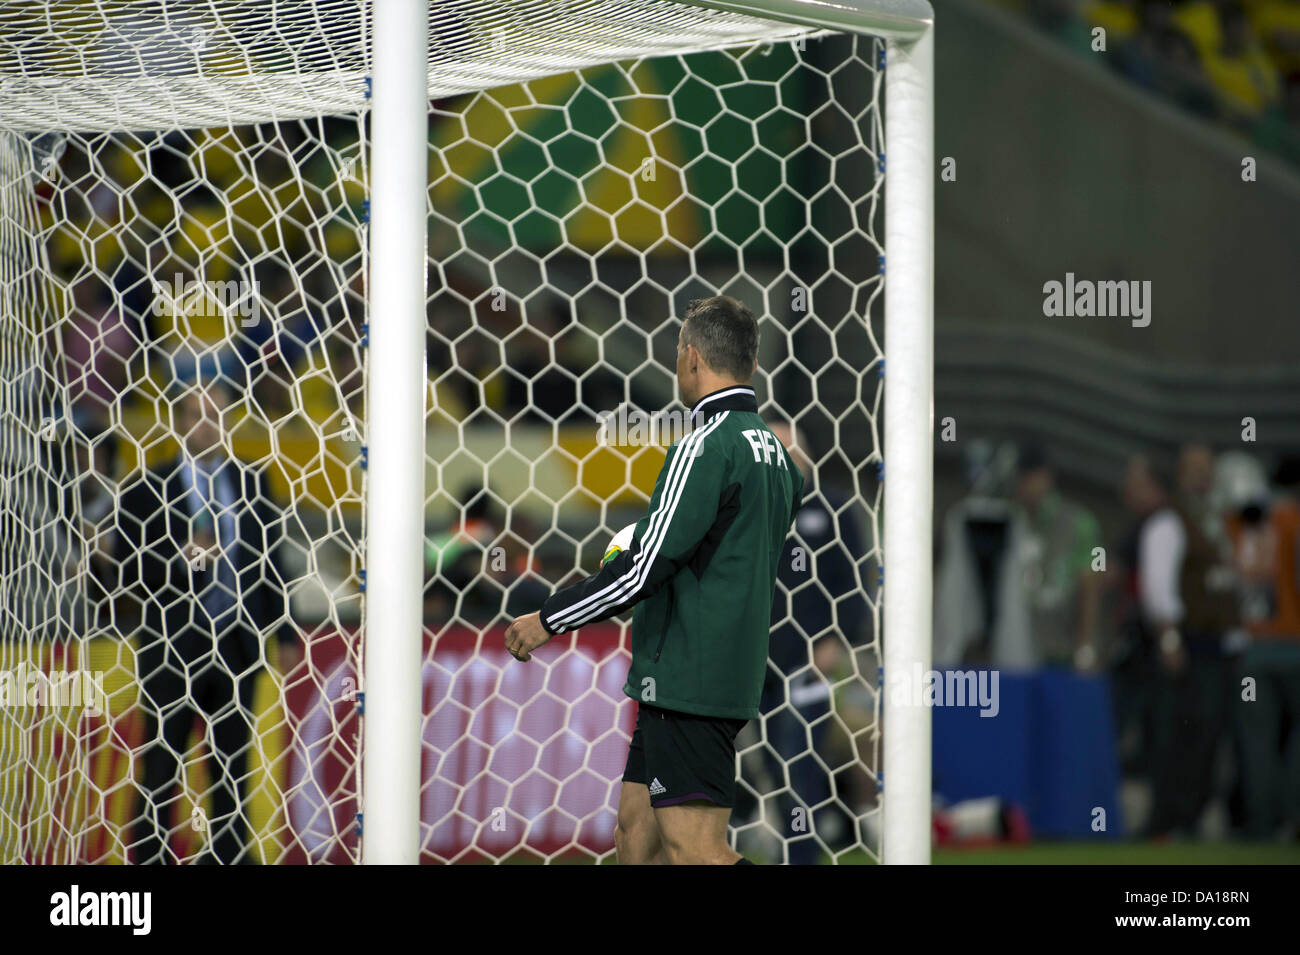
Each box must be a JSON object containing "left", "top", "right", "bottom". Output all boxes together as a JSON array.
[
  {"left": 114, "top": 369, "right": 298, "bottom": 863},
  {"left": 760, "top": 420, "right": 868, "bottom": 864}
]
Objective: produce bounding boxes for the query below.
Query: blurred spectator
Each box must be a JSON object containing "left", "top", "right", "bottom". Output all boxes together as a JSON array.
[
  {"left": 1014, "top": 444, "right": 1103, "bottom": 669},
  {"left": 1178, "top": 444, "right": 1246, "bottom": 661},
  {"left": 236, "top": 269, "right": 330, "bottom": 424},
  {"left": 1085, "top": 0, "right": 1142, "bottom": 42},
  {"left": 501, "top": 299, "right": 651, "bottom": 425},
  {"left": 1111, "top": 454, "right": 1164, "bottom": 780},
  {"left": 424, "top": 483, "right": 546, "bottom": 626},
  {"left": 113, "top": 362, "right": 298, "bottom": 863},
  {"left": 505, "top": 304, "right": 567, "bottom": 422},
  {"left": 757, "top": 420, "right": 868, "bottom": 864},
  {"left": 1203, "top": 1, "right": 1282, "bottom": 118},
  {"left": 61, "top": 279, "right": 142, "bottom": 434},
  {"left": 1180, "top": 444, "right": 1226, "bottom": 542},
  {"left": 505, "top": 302, "right": 624, "bottom": 423},
  {"left": 1125, "top": 0, "right": 1218, "bottom": 115},
  {"left": 81, "top": 429, "right": 123, "bottom": 635},
  {"left": 1250, "top": 0, "right": 1300, "bottom": 75},
  {"left": 934, "top": 439, "right": 1035, "bottom": 668},
  {"left": 1174, "top": 0, "right": 1227, "bottom": 57},
  {"left": 1224, "top": 451, "right": 1300, "bottom": 840},
  {"left": 1140, "top": 447, "right": 1242, "bottom": 837}
]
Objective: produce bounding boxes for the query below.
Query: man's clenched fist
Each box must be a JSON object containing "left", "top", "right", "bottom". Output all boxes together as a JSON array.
[{"left": 505, "top": 611, "right": 551, "bottom": 662}]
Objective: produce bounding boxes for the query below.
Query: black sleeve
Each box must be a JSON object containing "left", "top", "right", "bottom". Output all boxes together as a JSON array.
[{"left": 539, "top": 432, "right": 725, "bottom": 635}]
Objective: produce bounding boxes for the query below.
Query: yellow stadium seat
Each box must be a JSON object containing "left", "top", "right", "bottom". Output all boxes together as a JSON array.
[
  {"left": 1082, "top": 0, "right": 1141, "bottom": 43},
  {"left": 1175, "top": 0, "right": 1224, "bottom": 57}
]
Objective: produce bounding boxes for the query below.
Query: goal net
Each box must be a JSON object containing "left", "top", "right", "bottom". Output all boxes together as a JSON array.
[{"left": 0, "top": 0, "right": 931, "bottom": 865}]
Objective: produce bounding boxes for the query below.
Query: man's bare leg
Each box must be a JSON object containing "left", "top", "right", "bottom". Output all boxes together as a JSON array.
[
  {"left": 615, "top": 781, "right": 667, "bottom": 864},
  {"left": 654, "top": 800, "right": 742, "bottom": 865}
]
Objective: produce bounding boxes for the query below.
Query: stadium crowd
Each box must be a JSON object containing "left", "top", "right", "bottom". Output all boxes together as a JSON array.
[{"left": 995, "top": 0, "right": 1300, "bottom": 164}]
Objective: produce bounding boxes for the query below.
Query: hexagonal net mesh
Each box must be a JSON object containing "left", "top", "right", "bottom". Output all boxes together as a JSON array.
[
  {"left": 0, "top": 116, "right": 369, "bottom": 864},
  {"left": 0, "top": 3, "right": 883, "bottom": 865},
  {"left": 424, "top": 35, "right": 884, "bottom": 864}
]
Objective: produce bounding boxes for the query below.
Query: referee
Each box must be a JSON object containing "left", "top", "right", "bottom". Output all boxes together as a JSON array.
[{"left": 506, "top": 295, "right": 802, "bottom": 865}]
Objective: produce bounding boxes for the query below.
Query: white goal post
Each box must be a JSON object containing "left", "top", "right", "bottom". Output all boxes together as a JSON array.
[{"left": 0, "top": 0, "right": 931, "bottom": 865}]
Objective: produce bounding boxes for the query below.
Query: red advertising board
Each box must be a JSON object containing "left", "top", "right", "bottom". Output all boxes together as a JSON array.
[
  {"left": 10, "top": 623, "right": 632, "bottom": 863},
  {"left": 284, "top": 622, "right": 634, "bottom": 863}
]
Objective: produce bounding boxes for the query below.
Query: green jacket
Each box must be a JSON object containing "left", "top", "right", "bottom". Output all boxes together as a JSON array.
[{"left": 540, "top": 386, "right": 803, "bottom": 719}]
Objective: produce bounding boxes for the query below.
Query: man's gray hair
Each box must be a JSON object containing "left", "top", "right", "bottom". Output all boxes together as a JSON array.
[{"left": 681, "top": 296, "right": 758, "bottom": 382}]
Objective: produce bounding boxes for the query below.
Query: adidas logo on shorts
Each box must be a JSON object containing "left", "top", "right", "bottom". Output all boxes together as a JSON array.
[{"left": 648, "top": 777, "right": 667, "bottom": 796}]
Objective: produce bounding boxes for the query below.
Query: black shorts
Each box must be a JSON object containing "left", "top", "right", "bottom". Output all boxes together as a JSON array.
[{"left": 622, "top": 702, "right": 748, "bottom": 809}]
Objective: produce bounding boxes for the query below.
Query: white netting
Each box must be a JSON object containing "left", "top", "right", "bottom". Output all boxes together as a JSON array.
[
  {"left": 0, "top": 0, "right": 884, "bottom": 865},
  {"left": 0, "top": 0, "right": 820, "bottom": 131},
  {"left": 421, "top": 36, "right": 884, "bottom": 864},
  {"left": 0, "top": 116, "right": 368, "bottom": 863}
]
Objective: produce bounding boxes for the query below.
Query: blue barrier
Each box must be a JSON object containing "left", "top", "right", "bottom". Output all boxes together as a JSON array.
[{"left": 931, "top": 668, "right": 1123, "bottom": 839}]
